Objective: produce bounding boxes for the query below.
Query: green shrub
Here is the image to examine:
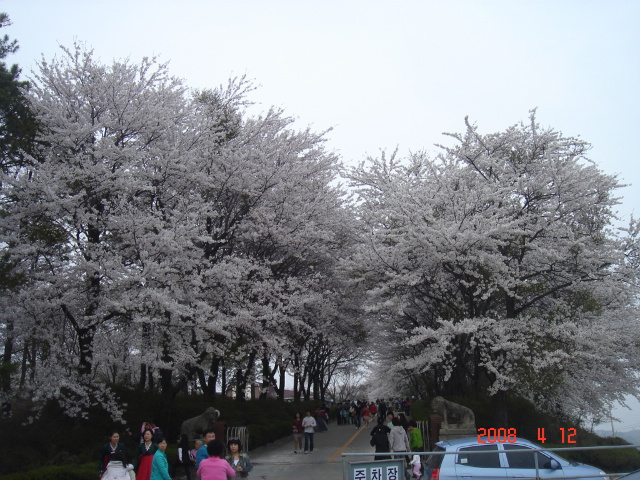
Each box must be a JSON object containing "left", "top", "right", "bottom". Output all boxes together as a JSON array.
[
  {"left": 0, "top": 391, "right": 319, "bottom": 477},
  {"left": 408, "top": 399, "right": 432, "bottom": 421},
  {"left": 0, "top": 463, "right": 95, "bottom": 480},
  {"left": 557, "top": 438, "right": 640, "bottom": 474}
]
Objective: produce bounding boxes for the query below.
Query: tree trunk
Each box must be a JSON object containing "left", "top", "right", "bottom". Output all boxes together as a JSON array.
[
  {"left": 490, "top": 390, "right": 509, "bottom": 427},
  {"left": 139, "top": 363, "right": 147, "bottom": 390},
  {"left": 293, "top": 370, "right": 301, "bottom": 403},
  {"left": 278, "top": 359, "right": 286, "bottom": 400},
  {"left": 1, "top": 318, "right": 13, "bottom": 416},
  {"left": 259, "top": 354, "right": 270, "bottom": 400},
  {"left": 235, "top": 350, "right": 256, "bottom": 401},
  {"left": 207, "top": 356, "right": 220, "bottom": 398}
]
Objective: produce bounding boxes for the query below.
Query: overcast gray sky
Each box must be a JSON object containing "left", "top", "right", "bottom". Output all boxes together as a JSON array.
[{"left": 2, "top": 0, "right": 639, "bottom": 433}]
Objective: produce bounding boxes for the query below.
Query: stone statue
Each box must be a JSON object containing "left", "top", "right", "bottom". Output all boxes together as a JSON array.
[
  {"left": 180, "top": 407, "right": 220, "bottom": 440},
  {"left": 431, "top": 396, "right": 476, "bottom": 441}
]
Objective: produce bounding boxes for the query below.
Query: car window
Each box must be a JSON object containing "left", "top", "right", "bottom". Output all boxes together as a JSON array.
[
  {"left": 457, "top": 444, "right": 501, "bottom": 468},
  {"left": 503, "top": 444, "right": 553, "bottom": 469},
  {"left": 426, "top": 446, "right": 445, "bottom": 468}
]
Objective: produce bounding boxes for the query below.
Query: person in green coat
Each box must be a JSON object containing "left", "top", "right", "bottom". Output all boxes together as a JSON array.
[
  {"left": 150, "top": 438, "right": 172, "bottom": 480},
  {"left": 408, "top": 420, "right": 424, "bottom": 452}
]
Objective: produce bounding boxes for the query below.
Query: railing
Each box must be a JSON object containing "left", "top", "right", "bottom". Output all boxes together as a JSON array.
[
  {"left": 416, "top": 420, "right": 429, "bottom": 453},
  {"left": 227, "top": 426, "right": 249, "bottom": 452},
  {"left": 341, "top": 443, "right": 640, "bottom": 480}
]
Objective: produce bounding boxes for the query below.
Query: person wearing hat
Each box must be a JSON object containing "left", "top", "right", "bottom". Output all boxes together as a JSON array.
[{"left": 225, "top": 437, "right": 253, "bottom": 478}]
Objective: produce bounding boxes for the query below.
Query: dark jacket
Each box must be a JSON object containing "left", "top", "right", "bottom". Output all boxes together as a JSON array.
[{"left": 370, "top": 424, "right": 391, "bottom": 460}]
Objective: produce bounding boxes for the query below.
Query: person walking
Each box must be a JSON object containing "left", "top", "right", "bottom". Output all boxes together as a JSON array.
[
  {"left": 388, "top": 417, "right": 411, "bottom": 466},
  {"left": 301, "top": 410, "right": 317, "bottom": 454},
  {"left": 408, "top": 420, "right": 424, "bottom": 452},
  {"left": 369, "top": 402, "right": 378, "bottom": 423},
  {"left": 409, "top": 454, "right": 423, "bottom": 480},
  {"left": 292, "top": 412, "right": 303, "bottom": 454},
  {"left": 353, "top": 402, "right": 362, "bottom": 429},
  {"left": 378, "top": 399, "right": 387, "bottom": 423},
  {"left": 370, "top": 417, "right": 391, "bottom": 461},
  {"left": 361, "top": 404, "right": 371, "bottom": 428},
  {"left": 386, "top": 411, "right": 395, "bottom": 430}
]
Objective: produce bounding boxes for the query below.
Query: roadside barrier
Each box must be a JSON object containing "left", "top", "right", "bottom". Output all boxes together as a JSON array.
[
  {"left": 341, "top": 443, "right": 640, "bottom": 480},
  {"left": 227, "top": 426, "right": 249, "bottom": 452},
  {"left": 416, "top": 420, "right": 429, "bottom": 456}
]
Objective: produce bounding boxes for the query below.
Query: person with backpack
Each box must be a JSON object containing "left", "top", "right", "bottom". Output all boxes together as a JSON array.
[{"left": 370, "top": 417, "right": 391, "bottom": 460}]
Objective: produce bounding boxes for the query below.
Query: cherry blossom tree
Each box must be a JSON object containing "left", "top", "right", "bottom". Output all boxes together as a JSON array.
[
  {"left": 0, "top": 44, "right": 363, "bottom": 420},
  {"left": 0, "top": 43, "right": 197, "bottom": 419},
  {"left": 348, "top": 112, "right": 640, "bottom": 425}
]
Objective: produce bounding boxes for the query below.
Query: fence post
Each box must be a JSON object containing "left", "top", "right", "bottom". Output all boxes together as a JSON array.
[{"left": 227, "top": 426, "right": 249, "bottom": 452}]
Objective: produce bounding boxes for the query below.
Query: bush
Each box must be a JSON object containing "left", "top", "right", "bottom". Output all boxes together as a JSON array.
[
  {"left": 558, "top": 437, "right": 640, "bottom": 474},
  {"left": 408, "top": 399, "right": 432, "bottom": 421},
  {"left": 247, "top": 421, "right": 292, "bottom": 449},
  {"left": 0, "top": 389, "right": 323, "bottom": 476},
  {"left": 0, "top": 463, "right": 95, "bottom": 480}
]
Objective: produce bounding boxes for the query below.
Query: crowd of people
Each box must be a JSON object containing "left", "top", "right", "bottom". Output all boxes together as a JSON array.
[
  {"left": 332, "top": 398, "right": 412, "bottom": 429},
  {"left": 365, "top": 399, "right": 424, "bottom": 480},
  {"left": 98, "top": 399, "right": 421, "bottom": 480},
  {"left": 98, "top": 422, "right": 252, "bottom": 480},
  {"left": 289, "top": 399, "right": 424, "bottom": 479}
]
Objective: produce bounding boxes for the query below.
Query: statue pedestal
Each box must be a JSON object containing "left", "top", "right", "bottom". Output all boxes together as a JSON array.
[{"left": 429, "top": 397, "right": 477, "bottom": 445}]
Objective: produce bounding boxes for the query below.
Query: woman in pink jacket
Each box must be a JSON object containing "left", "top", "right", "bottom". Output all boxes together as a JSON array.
[{"left": 196, "top": 439, "right": 236, "bottom": 480}]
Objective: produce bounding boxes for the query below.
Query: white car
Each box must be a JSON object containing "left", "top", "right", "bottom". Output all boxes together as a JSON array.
[{"left": 424, "top": 436, "right": 606, "bottom": 480}]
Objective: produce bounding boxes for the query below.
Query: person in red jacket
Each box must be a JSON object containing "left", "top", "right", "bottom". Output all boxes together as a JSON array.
[{"left": 362, "top": 404, "right": 371, "bottom": 427}]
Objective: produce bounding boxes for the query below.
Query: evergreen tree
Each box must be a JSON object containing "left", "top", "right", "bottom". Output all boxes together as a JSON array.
[
  {"left": 0, "top": 13, "right": 37, "bottom": 172},
  {"left": 0, "top": 13, "right": 37, "bottom": 417}
]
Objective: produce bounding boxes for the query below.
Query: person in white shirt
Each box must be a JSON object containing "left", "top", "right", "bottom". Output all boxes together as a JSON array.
[
  {"left": 102, "top": 450, "right": 136, "bottom": 480},
  {"left": 301, "top": 410, "right": 317, "bottom": 453}
]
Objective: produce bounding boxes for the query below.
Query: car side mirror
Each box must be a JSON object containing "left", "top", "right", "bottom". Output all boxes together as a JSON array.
[{"left": 547, "top": 459, "right": 561, "bottom": 470}]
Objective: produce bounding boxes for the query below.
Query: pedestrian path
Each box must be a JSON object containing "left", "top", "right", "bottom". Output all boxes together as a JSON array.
[{"left": 249, "top": 422, "right": 378, "bottom": 480}]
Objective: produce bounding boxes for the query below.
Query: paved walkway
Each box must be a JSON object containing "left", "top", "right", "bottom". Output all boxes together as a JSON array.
[{"left": 248, "top": 421, "right": 379, "bottom": 480}]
